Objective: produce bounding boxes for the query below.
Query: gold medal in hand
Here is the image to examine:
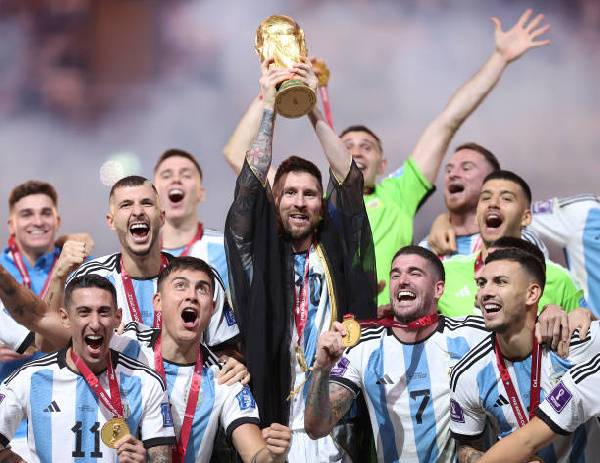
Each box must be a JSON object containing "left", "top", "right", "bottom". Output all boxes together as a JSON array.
[
  {"left": 101, "top": 417, "right": 130, "bottom": 448},
  {"left": 341, "top": 314, "right": 361, "bottom": 347}
]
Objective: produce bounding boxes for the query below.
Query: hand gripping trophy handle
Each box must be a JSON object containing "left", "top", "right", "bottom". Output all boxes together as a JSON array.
[{"left": 255, "top": 15, "right": 317, "bottom": 118}]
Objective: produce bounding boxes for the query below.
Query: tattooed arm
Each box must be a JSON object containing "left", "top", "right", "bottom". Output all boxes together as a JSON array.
[
  {"left": 147, "top": 444, "right": 172, "bottom": 463},
  {"left": 246, "top": 58, "right": 292, "bottom": 185},
  {"left": 0, "top": 448, "right": 25, "bottom": 463},
  {"left": 304, "top": 322, "right": 354, "bottom": 438},
  {"left": 0, "top": 262, "right": 70, "bottom": 350},
  {"left": 456, "top": 435, "right": 486, "bottom": 463}
]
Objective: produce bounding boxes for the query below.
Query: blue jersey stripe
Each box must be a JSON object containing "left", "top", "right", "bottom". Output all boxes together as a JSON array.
[{"left": 30, "top": 369, "right": 54, "bottom": 461}]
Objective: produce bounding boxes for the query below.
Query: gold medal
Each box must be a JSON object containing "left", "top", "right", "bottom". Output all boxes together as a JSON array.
[
  {"left": 341, "top": 315, "right": 361, "bottom": 347},
  {"left": 529, "top": 457, "right": 544, "bottom": 462},
  {"left": 295, "top": 345, "right": 308, "bottom": 372},
  {"left": 101, "top": 418, "right": 130, "bottom": 448}
]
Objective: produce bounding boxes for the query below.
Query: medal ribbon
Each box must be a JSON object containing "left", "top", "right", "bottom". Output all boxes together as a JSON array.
[
  {"left": 294, "top": 251, "right": 311, "bottom": 344},
  {"left": 154, "top": 333, "right": 203, "bottom": 463},
  {"left": 120, "top": 254, "right": 169, "bottom": 328},
  {"left": 179, "top": 223, "right": 204, "bottom": 257},
  {"left": 319, "top": 86, "right": 334, "bottom": 130},
  {"left": 495, "top": 336, "right": 542, "bottom": 427},
  {"left": 70, "top": 349, "right": 124, "bottom": 418},
  {"left": 473, "top": 250, "right": 484, "bottom": 275},
  {"left": 8, "top": 234, "right": 58, "bottom": 298},
  {"left": 349, "top": 313, "right": 440, "bottom": 330}
]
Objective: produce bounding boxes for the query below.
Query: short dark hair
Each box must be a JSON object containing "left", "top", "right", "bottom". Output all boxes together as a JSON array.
[
  {"left": 64, "top": 275, "right": 118, "bottom": 311},
  {"left": 273, "top": 156, "right": 323, "bottom": 193},
  {"left": 9, "top": 181, "right": 58, "bottom": 211},
  {"left": 483, "top": 170, "right": 532, "bottom": 205},
  {"left": 484, "top": 247, "right": 546, "bottom": 292},
  {"left": 339, "top": 125, "right": 383, "bottom": 154},
  {"left": 454, "top": 142, "right": 500, "bottom": 172},
  {"left": 488, "top": 237, "right": 546, "bottom": 272},
  {"left": 157, "top": 256, "right": 215, "bottom": 294},
  {"left": 154, "top": 149, "right": 203, "bottom": 180},
  {"left": 109, "top": 175, "right": 158, "bottom": 202},
  {"left": 391, "top": 245, "right": 445, "bottom": 283}
]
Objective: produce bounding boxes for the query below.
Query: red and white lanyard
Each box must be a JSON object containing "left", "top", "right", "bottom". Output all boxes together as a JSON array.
[
  {"left": 179, "top": 223, "right": 203, "bottom": 257},
  {"left": 350, "top": 312, "right": 440, "bottom": 330},
  {"left": 495, "top": 336, "right": 542, "bottom": 427},
  {"left": 70, "top": 349, "right": 125, "bottom": 419},
  {"left": 154, "top": 333, "right": 203, "bottom": 463},
  {"left": 294, "top": 251, "right": 311, "bottom": 344},
  {"left": 120, "top": 254, "right": 169, "bottom": 328},
  {"left": 8, "top": 234, "right": 58, "bottom": 298}
]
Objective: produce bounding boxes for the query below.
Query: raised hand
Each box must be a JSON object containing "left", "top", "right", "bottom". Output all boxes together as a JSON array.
[
  {"left": 259, "top": 57, "right": 293, "bottom": 109},
  {"left": 492, "top": 9, "right": 550, "bottom": 64},
  {"left": 313, "top": 322, "right": 346, "bottom": 371}
]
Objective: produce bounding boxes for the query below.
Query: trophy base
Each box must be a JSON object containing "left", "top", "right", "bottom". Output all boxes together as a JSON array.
[{"left": 275, "top": 80, "right": 316, "bottom": 118}]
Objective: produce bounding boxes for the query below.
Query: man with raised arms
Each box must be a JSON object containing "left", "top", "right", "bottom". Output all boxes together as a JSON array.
[
  {"left": 224, "top": 57, "right": 377, "bottom": 460},
  {"left": 449, "top": 248, "right": 600, "bottom": 462},
  {"left": 0, "top": 274, "right": 176, "bottom": 462},
  {"left": 223, "top": 9, "right": 550, "bottom": 306}
]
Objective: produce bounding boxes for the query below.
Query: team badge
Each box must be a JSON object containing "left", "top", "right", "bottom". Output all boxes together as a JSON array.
[
  {"left": 236, "top": 386, "right": 256, "bottom": 410},
  {"left": 547, "top": 382, "right": 572, "bottom": 414},
  {"left": 450, "top": 399, "right": 465, "bottom": 423},
  {"left": 161, "top": 403, "right": 174, "bottom": 427},
  {"left": 331, "top": 357, "right": 349, "bottom": 377}
]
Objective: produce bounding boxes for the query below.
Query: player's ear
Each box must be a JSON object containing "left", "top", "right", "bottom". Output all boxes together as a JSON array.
[{"left": 60, "top": 307, "right": 70, "bottom": 328}]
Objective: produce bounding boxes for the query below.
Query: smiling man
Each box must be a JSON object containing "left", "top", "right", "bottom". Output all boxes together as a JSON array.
[
  {"left": 449, "top": 248, "right": 600, "bottom": 462},
  {"left": 225, "top": 58, "right": 376, "bottom": 461},
  {"left": 438, "top": 171, "right": 585, "bottom": 317},
  {"left": 304, "top": 246, "right": 490, "bottom": 463},
  {"left": 0, "top": 274, "right": 176, "bottom": 462}
]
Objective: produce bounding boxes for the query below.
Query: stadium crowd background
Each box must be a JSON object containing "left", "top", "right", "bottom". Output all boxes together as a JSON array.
[{"left": 0, "top": 0, "right": 598, "bottom": 259}]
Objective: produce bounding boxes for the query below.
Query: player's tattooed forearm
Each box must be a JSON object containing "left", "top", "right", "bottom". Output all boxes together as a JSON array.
[
  {"left": 330, "top": 384, "right": 353, "bottom": 421},
  {"left": 148, "top": 445, "right": 171, "bottom": 463},
  {"left": 457, "top": 444, "right": 485, "bottom": 463},
  {"left": 307, "top": 370, "right": 333, "bottom": 421},
  {"left": 0, "top": 449, "right": 25, "bottom": 463},
  {"left": 248, "top": 109, "right": 275, "bottom": 184},
  {"left": 250, "top": 447, "right": 267, "bottom": 463}
]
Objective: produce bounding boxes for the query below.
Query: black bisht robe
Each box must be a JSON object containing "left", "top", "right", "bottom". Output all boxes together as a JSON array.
[{"left": 225, "top": 158, "right": 377, "bottom": 427}]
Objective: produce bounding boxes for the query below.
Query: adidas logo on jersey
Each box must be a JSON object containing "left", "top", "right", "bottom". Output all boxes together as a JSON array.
[
  {"left": 43, "top": 400, "right": 61, "bottom": 413},
  {"left": 376, "top": 374, "right": 394, "bottom": 385},
  {"left": 455, "top": 285, "right": 471, "bottom": 297},
  {"left": 493, "top": 395, "right": 509, "bottom": 408}
]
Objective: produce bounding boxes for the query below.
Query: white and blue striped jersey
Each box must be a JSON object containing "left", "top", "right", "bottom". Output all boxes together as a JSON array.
[
  {"left": 289, "top": 247, "right": 332, "bottom": 432},
  {"left": 0, "top": 348, "right": 175, "bottom": 462},
  {"left": 536, "top": 352, "right": 600, "bottom": 435},
  {"left": 449, "top": 322, "right": 600, "bottom": 462},
  {"left": 329, "top": 315, "right": 489, "bottom": 463},
  {"left": 110, "top": 323, "right": 260, "bottom": 463},
  {"left": 530, "top": 195, "right": 600, "bottom": 317},
  {"left": 68, "top": 252, "right": 238, "bottom": 349},
  {"left": 418, "top": 227, "right": 549, "bottom": 261}
]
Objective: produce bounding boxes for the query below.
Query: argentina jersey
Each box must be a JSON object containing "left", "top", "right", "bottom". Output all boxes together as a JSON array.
[
  {"left": 68, "top": 253, "right": 162, "bottom": 327},
  {"left": 531, "top": 195, "right": 600, "bottom": 317},
  {"left": 329, "top": 315, "right": 488, "bottom": 463},
  {"left": 450, "top": 322, "right": 600, "bottom": 462},
  {"left": 110, "top": 324, "right": 259, "bottom": 463},
  {"left": 536, "top": 351, "right": 600, "bottom": 435},
  {"left": 0, "top": 349, "right": 175, "bottom": 462},
  {"left": 288, "top": 246, "right": 332, "bottom": 431}
]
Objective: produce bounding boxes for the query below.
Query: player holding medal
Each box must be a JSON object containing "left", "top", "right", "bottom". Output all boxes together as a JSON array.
[{"left": 0, "top": 274, "right": 176, "bottom": 462}]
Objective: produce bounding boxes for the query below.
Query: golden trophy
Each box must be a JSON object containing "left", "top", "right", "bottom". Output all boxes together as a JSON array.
[{"left": 255, "top": 15, "right": 316, "bottom": 118}]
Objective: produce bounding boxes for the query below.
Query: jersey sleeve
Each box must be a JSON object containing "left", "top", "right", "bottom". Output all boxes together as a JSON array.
[
  {"left": 202, "top": 270, "right": 240, "bottom": 350},
  {"left": 139, "top": 375, "right": 176, "bottom": 448},
  {"left": 219, "top": 384, "right": 260, "bottom": 441},
  {"left": 530, "top": 198, "right": 570, "bottom": 247},
  {"left": 449, "top": 373, "right": 487, "bottom": 441},
  {"left": 535, "top": 354, "right": 600, "bottom": 435},
  {"left": 542, "top": 262, "right": 587, "bottom": 312},
  {"left": 0, "top": 370, "right": 28, "bottom": 448},
  {"left": 380, "top": 158, "right": 433, "bottom": 217},
  {"left": 328, "top": 348, "right": 363, "bottom": 398}
]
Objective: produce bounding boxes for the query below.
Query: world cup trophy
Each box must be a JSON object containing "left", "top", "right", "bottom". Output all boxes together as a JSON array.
[{"left": 255, "top": 15, "right": 316, "bottom": 118}]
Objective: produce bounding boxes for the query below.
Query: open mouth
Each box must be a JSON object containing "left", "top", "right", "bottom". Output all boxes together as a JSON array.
[
  {"left": 289, "top": 213, "right": 308, "bottom": 224},
  {"left": 485, "top": 213, "right": 503, "bottom": 229},
  {"left": 168, "top": 188, "right": 185, "bottom": 204},
  {"left": 84, "top": 334, "right": 104, "bottom": 353},
  {"left": 448, "top": 184, "right": 464, "bottom": 194},
  {"left": 396, "top": 289, "right": 417, "bottom": 303},
  {"left": 483, "top": 302, "right": 502, "bottom": 314},
  {"left": 28, "top": 230, "right": 48, "bottom": 235},
  {"left": 129, "top": 222, "right": 150, "bottom": 242},
  {"left": 181, "top": 308, "right": 198, "bottom": 327}
]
